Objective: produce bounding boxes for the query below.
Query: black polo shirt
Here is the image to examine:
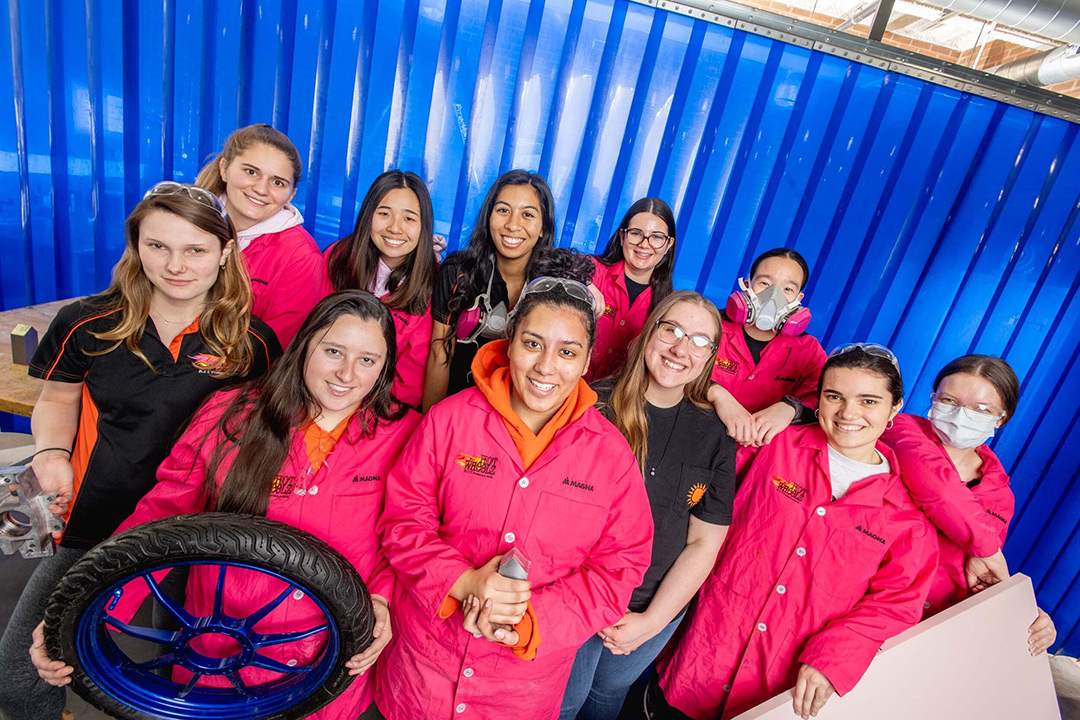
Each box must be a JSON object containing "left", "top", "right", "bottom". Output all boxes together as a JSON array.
[
  {"left": 432, "top": 251, "right": 511, "bottom": 397},
  {"left": 594, "top": 380, "right": 736, "bottom": 613},
  {"left": 29, "top": 294, "right": 281, "bottom": 549}
]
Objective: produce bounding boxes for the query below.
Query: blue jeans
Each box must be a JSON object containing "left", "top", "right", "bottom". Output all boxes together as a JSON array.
[{"left": 559, "top": 611, "right": 685, "bottom": 720}]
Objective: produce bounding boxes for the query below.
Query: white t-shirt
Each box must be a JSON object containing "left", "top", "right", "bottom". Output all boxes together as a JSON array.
[{"left": 827, "top": 445, "right": 891, "bottom": 500}]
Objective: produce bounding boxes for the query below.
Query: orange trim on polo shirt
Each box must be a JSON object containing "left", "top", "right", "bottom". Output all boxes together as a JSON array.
[
  {"left": 302, "top": 415, "right": 351, "bottom": 473},
  {"left": 167, "top": 318, "right": 201, "bottom": 362}
]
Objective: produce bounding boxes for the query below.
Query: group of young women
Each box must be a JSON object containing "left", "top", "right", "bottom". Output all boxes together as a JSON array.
[{"left": 0, "top": 122, "right": 1055, "bottom": 720}]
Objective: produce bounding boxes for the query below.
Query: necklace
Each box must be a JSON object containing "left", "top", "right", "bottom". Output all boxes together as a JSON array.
[
  {"left": 151, "top": 306, "right": 202, "bottom": 325},
  {"left": 647, "top": 401, "right": 682, "bottom": 477}
]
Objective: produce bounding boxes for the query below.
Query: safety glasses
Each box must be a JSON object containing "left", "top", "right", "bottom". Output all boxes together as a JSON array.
[
  {"left": 827, "top": 342, "right": 900, "bottom": 373},
  {"left": 520, "top": 276, "right": 597, "bottom": 312},
  {"left": 144, "top": 181, "right": 227, "bottom": 219}
]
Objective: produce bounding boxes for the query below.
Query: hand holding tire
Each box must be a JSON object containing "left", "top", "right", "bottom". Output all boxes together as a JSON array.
[
  {"left": 346, "top": 594, "right": 392, "bottom": 676},
  {"left": 30, "top": 621, "right": 73, "bottom": 687}
]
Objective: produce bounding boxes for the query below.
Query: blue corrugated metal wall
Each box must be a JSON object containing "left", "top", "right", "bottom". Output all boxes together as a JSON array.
[{"left": 2, "top": 0, "right": 1078, "bottom": 653}]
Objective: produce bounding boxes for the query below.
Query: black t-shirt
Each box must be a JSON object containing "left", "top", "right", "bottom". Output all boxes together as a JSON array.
[
  {"left": 624, "top": 276, "right": 649, "bottom": 308},
  {"left": 742, "top": 326, "right": 769, "bottom": 366},
  {"left": 593, "top": 380, "right": 736, "bottom": 613},
  {"left": 432, "top": 252, "right": 511, "bottom": 397},
  {"left": 29, "top": 295, "right": 281, "bottom": 548}
]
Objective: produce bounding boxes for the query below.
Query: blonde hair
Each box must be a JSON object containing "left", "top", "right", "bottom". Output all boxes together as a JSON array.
[
  {"left": 89, "top": 193, "right": 255, "bottom": 376},
  {"left": 195, "top": 123, "right": 303, "bottom": 196},
  {"left": 600, "top": 291, "right": 721, "bottom": 476}
]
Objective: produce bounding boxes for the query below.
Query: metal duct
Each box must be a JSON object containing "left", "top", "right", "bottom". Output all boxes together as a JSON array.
[
  {"left": 990, "top": 42, "right": 1080, "bottom": 83},
  {"left": 923, "top": 0, "right": 1080, "bottom": 44}
]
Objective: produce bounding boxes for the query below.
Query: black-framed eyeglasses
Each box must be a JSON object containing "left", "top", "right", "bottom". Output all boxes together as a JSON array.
[
  {"left": 827, "top": 342, "right": 900, "bottom": 373},
  {"left": 622, "top": 227, "right": 670, "bottom": 249},
  {"left": 144, "top": 181, "right": 227, "bottom": 219},
  {"left": 656, "top": 320, "right": 716, "bottom": 357}
]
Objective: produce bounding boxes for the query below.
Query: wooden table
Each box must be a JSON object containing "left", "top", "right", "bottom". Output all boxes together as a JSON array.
[{"left": 0, "top": 298, "right": 74, "bottom": 416}]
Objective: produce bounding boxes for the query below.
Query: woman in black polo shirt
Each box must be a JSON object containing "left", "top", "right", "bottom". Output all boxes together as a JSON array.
[
  {"left": 559, "top": 290, "right": 736, "bottom": 720},
  {"left": 0, "top": 183, "right": 280, "bottom": 720}
]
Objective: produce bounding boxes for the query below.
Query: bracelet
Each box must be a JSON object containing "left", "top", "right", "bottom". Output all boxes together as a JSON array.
[{"left": 32, "top": 447, "right": 72, "bottom": 459}]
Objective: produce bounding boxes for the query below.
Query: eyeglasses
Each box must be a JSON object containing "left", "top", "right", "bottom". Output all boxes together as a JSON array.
[
  {"left": 930, "top": 393, "right": 1005, "bottom": 418},
  {"left": 827, "top": 342, "right": 901, "bottom": 373},
  {"left": 655, "top": 320, "right": 717, "bottom": 358},
  {"left": 622, "top": 228, "right": 671, "bottom": 250},
  {"left": 520, "top": 276, "right": 596, "bottom": 311},
  {"left": 144, "top": 181, "right": 227, "bottom": 219}
]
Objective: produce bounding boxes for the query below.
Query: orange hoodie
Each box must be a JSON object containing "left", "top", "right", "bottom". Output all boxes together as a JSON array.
[
  {"left": 470, "top": 339, "right": 598, "bottom": 468},
  {"left": 436, "top": 339, "right": 598, "bottom": 660}
]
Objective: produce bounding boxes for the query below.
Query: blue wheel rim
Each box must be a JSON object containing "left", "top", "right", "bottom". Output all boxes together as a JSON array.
[{"left": 73, "top": 560, "right": 342, "bottom": 720}]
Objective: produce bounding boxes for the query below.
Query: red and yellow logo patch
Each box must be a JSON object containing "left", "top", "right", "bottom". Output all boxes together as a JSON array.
[
  {"left": 455, "top": 452, "right": 498, "bottom": 478},
  {"left": 772, "top": 476, "right": 807, "bottom": 503},
  {"left": 687, "top": 483, "right": 707, "bottom": 508},
  {"left": 714, "top": 357, "right": 738, "bottom": 374},
  {"left": 603, "top": 304, "right": 617, "bottom": 319}
]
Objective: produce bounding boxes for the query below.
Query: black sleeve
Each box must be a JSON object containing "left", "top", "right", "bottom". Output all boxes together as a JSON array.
[
  {"left": 691, "top": 422, "right": 736, "bottom": 526},
  {"left": 246, "top": 317, "right": 283, "bottom": 376},
  {"left": 431, "top": 253, "right": 466, "bottom": 325},
  {"left": 27, "top": 300, "right": 104, "bottom": 383}
]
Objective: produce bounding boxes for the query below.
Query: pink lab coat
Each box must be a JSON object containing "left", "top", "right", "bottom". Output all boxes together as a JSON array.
[
  {"left": 656, "top": 424, "right": 937, "bottom": 720},
  {"left": 587, "top": 257, "right": 653, "bottom": 382},
  {"left": 709, "top": 316, "right": 826, "bottom": 413},
  {"left": 115, "top": 390, "right": 421, "bottom": 719},
  {"left": 243, "top": 226, "right": 331, "bottom": 346},
  {"left": 882, "top": 413, "right": 1013, "bottom": 616},
  {"left": 375, "top": 388, "right": 654, "bottom": 720}
]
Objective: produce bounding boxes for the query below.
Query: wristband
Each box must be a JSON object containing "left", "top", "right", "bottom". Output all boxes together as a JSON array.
[{"left": 32, "top": 447, "right": 72, "bottom": 459}]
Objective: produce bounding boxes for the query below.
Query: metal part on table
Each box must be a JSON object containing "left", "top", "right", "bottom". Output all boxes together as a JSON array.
[{"left": 0, "top": 465, "right": 63, "bottom": 558}]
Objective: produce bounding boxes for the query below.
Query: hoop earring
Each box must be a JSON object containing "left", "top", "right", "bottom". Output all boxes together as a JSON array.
[
  {"left": 886, "top": 419, "right": 894, "bottom": 430},
  {"left": 814, "top": 408, "right": 820, "bottom": 419}
]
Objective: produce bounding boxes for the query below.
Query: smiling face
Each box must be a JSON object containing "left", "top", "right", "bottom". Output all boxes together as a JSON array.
[
  {"left": 620, "top": 212, "right": 672, "bottom": 284},
  {"left": 370, "top": 187, "right": 422, "bottom": 269},
  {"left": 507, "top": 303, "right": 591, "bottom": 433},
  {"left": 218, "top": 143, "right": 298, "bottom": 232},
  {"left": 303, "top": 314, "right": 387, "bottom": 430},
  {"left": 818, "top": 366, "right": 902, "bottom": 463},
  {"left": 488, "top": 184, "right": 544, "bottom": 262},
  {"left": 749, "top": 256, "right": 805, "bottom": 306},
  {"left": 644, "top": 300, "right": 718, "bottom": 407},
  {"left": 137, "top": 210, "right": 230, "bottom": 309}
]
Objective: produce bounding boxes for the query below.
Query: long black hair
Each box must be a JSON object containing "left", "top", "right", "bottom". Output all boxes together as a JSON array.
[
  {"left": 596, "top": 197, "right": 676, "bottom": 311},
  {"left": 326, "top": 170, "right": 437, "bottom": 316},
  {"left": 440, "top": 169, "right": 556, "bottom": 357},
  {"left": 207, "top": 291, "right": 407, "bottom": 516}
]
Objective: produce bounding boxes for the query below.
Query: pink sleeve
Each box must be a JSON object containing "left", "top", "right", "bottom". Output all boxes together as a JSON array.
[
  {"left": 392, "top": 309, "right": 432, "bottom": 407},
  {"left": 376, "top": 413, "right": 474, "bottom": 619},
  {"left": 254, "top": 243, "right": 332, "bottom": 346},
  {"left": 883, "top": 415, "right": 1004, "bottom": 558},
  {"left": 792, "top": 338, "right": 827, "bottom": 408},
  {"left": 799, "top": 514, "right": 938, "bottom": 695},
  {"left": 527, "top": 458, "right": 654, "bottom": 655}
]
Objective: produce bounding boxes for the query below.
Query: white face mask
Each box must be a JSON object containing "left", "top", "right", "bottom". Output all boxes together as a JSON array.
[{"left": 928, "top": 401, "right": 999, "bottom": 449}]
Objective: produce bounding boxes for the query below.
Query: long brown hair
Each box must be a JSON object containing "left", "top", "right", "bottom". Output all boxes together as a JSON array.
[
  {"left": 601, "top": 291, "right": 721, "bottom": 475},
  {"left": 90, "top": 192, "right": 254, "bottom": 375},
  {"left": 207, "top": 291, "right": 407, "bottom": 516},
  {"left": 326, "top": 170, "right": 436, "bottom": 315},
  {"left": 194, "top": 124, "right": 303, "bottom": 196}
]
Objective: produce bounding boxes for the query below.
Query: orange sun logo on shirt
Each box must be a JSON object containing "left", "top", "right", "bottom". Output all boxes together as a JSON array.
[{"left": 687, "top": 483, "right": 707, "bottom": 508}]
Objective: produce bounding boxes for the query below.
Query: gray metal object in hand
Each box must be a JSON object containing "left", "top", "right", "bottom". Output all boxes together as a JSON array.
[{"left": 0, "top": 465, "right": 64, "bottom": 558}]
